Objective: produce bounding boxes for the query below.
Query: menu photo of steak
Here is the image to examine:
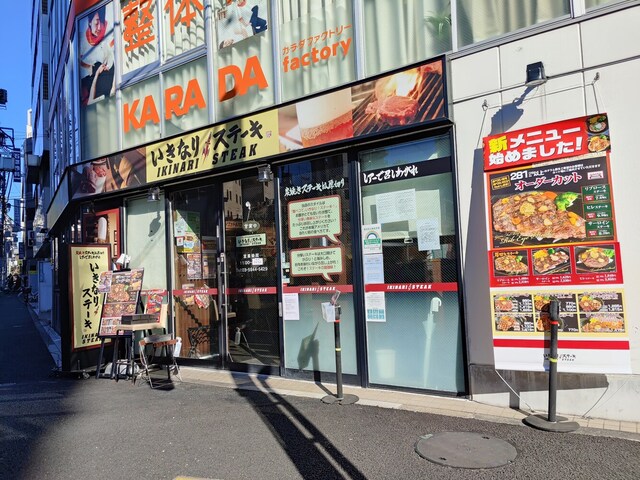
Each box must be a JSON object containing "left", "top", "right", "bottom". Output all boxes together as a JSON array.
[
  {"left": 492, "top": 191, "right": 586, "bottom": 243},
  {"left": 532, "top": 247, "right": 571, "bottom": 275},
  {"left": 493, "top": 250, "right": 529, "bottom": 276},
  {"left": 575, "top": 245, "right": 616, "bottom": 273}
]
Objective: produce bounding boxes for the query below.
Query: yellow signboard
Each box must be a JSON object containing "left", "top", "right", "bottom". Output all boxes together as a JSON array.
[
  {"left": 69, "top": 245, "right": 111, "bottom": 350},
  {"left": 146, "top": 109, "right": 279, "bottom": 183}
]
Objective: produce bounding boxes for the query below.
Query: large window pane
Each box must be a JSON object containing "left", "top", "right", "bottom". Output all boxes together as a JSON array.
[
  {"left": 121, "top": 76, "right": 162, "bottom": 149},
  {"left": 279, "top": 155, "right": 357, "bottom": 375},
  {"left": 78, "top": 2, "right": 118, "bottom": 159},
  {"left": 120, "top": 0, "right": 160, "bottom": 75},
  {"left": 360, "top": 137, "right": 464, "bottom": 392},
  {"left": 162, "top": 0, "right": 206, "bottom": 61},
  {"left": 457, "top": 0, "right": 570, "bottom": 47},
  {"left": 586, "top": 0, "right": 627, "bottom": 9},
  {"left": 214, "top": 0, "right": 275, "bottom": 119},
  {"left": 363, "top": 0, "right": 451, "bottom": 77},
  {"left": 278, "top": 0, "right": 356, "bottom": 101},
  {"left": 162, "top": 56, "right": 210, "bottom": 137}
]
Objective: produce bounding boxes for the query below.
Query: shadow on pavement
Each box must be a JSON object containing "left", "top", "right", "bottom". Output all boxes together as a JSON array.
[{"left": 231, "top": 373, "right": 367, "bottom": 480}]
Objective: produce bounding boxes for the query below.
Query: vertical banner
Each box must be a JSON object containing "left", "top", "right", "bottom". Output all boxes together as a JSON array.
[
  {"left": 69, "top": 245, "right": 111, "bottom": 350},
  {"left": 483, "top": 114, "right": 630, "bottom": 374}
]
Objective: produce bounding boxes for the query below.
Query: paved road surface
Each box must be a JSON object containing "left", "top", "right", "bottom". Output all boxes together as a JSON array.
[{"left": 1, "top": 292, "right": 638, "bottom": 479}]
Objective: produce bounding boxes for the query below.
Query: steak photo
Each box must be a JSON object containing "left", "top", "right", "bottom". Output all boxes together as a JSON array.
[
  {"left": 492, "top": 191, "right": 586, "bottom": 240},
  {"left": 365, "top": 95, "right": 418, "bottom": 126}
]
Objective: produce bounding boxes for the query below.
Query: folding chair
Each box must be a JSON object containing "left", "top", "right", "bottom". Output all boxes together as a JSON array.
[{"left": 137, "top": 333, "right": 182, "bottom": 388}]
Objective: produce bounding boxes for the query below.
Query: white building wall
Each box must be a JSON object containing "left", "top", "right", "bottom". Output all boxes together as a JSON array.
[{"left": 451, "top": 6, "right": 640, "bottom": 421}]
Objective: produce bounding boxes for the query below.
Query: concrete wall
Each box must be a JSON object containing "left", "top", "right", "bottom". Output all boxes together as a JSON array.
[{"left": 450, "top": 6, "right": 640, "bottom": 421}]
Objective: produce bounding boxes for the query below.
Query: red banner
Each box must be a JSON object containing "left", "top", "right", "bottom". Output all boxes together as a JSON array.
[{"left": 483, "top": 114, "right": 610, "bottom": 171}]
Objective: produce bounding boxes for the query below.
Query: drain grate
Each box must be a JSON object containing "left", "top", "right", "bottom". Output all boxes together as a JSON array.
[{"left": 415, "top": 432, "right": 517, "bottom": 469}]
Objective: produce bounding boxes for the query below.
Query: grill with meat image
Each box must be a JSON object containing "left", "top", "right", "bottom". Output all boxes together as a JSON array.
[{"left": 352, "top": 64, "right": 446, "bottom": 136}]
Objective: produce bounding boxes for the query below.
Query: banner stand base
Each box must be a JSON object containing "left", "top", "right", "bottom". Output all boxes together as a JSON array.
[{"left": 523, "top": 414, "right": 580, "bottom": 433}]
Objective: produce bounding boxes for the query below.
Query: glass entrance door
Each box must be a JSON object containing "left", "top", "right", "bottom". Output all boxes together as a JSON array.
[
  {"left": 171, "top": 186, "right": 221, "bottom": 361},
  {"left": 222, "top": 174, "right": 280, "bottom": 367}
]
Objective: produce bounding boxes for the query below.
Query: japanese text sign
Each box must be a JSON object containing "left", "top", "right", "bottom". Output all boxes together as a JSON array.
[
  {"left": 483, "top": 114, "right": 611, "bottom": 171},
  {"left": 69, "top": 245, "right": 111, "bottom": 350},
  {"left": 146, "top": 109, "right": 279, "bottom": 182},
  {"left": 287, "top": 195, "right": 342, "bottom": 243}
]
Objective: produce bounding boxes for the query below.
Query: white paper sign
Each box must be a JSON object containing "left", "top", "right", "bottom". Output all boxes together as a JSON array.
[
  {"left": 174, "top": 219, "right": 187, "bottom": 237},
  {"left": 282, "top": 293, "right": 300, "bottom": 320},
  {"left": 321, "top": 302, "right": 336, "bottom": 323},
  {"left": 363, "top": 254, "right": 385, "bottom": 284},
  {"left": 375, "top": 189, "right": 417, "bottom": 224},
  {"left": 365, "top": 292, "right": 386, "bottom": 322},
  {"left": 416, "top": 218, "right": 441, "bottom": 251}
]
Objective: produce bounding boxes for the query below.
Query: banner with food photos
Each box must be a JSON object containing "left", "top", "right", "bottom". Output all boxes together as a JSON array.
[{"left": 483, "top": 114, "right": 630, "bottom": 374}]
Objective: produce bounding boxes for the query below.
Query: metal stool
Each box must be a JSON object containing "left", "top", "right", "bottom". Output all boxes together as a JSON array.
[{"left": 137, "top": 334, "right": 182, "bottom": 388}]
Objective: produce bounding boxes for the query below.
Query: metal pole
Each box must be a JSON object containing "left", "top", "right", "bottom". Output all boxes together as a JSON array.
[
  {"left": 548, "top": 299, "right": 559, "bottom": 423},
  {"left": 522, "top": 301, "right": 579, "bottom": 431},
  {"left": 0, "top": 172, "right": 6, "bottom": 286},
  {"left": 334, "top": 304, "right": 343, "bottom": 400},
  {"left": 321, "top": 291, "right": 358, "bottom": 405}
]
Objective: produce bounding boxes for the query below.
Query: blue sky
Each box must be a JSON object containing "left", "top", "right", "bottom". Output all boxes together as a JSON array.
[{"left": 0, "top": 2, "right": 31, "bottom": 201}]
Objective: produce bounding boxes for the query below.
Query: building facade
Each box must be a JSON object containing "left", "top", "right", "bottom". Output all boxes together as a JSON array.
[{"left": 36, "top": 0, "right": 640, "bottom": 421}]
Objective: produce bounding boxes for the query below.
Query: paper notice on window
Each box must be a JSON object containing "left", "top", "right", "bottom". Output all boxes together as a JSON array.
[
  {"left": 375, "top": 189, "right": 417, "bottom": 224},
  {"left": 417, "top": 218, "right": 441, "bottom": 251},
  {"left": 363, "top": 254, "right": 385, "bottom": 284},
  {"left": 282, "top": 293, "right": 300, "bottom": 321},
  {"left": 321, "top": 302, "right": 336, "bottom": 323},
  {"left": 365, "top": 292, "right": 386, "bottom": 322},
  {"left": 174, "top": 218, "right": 186, "bottom": 237},
  {"left": 362, "top": 224, "right": 382, "bottom": 255}
]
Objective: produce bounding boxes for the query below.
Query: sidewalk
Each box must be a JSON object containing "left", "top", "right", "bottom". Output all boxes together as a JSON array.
[{"left": 26, "top": 302, "right": 640, "bottom": 441}]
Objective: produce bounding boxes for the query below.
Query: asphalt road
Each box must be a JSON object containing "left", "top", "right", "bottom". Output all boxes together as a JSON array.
[{"left": 1, "top": 292, "right": 639, "bottom": 480}]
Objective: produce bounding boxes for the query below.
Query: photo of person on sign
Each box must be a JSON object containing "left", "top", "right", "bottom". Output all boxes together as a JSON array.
[
  {"left": 215, "top": 0, "right": 268, "bottom": 50},
  {"left": 79, "top": 5, "right": 115, "bottom": 106}
]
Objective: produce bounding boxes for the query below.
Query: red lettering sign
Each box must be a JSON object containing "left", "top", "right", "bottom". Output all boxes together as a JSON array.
[
  {"left": 123, "top": 78, "right": 206, "bottom": 132},
  {"left": 218, "top": 56, "right": 268, "bottom": 102}
]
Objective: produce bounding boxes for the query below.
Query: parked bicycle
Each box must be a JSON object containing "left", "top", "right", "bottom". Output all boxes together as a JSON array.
[{"left": 21, "top": 286, "right": 38, "bottom": 305}]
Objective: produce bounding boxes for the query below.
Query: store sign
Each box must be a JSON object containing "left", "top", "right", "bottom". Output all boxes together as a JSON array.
[
  {"left": 69, "top": 245, "right": 111, "bottom": 350},
  {"left": 146, "top": 109, "right": 279, "bottom": 182},
  {"left": 12, "top": 150, "right": 21, "bottom": 180},
  {"left": 123, "top": 78, "right": 207, "bottom": 132},
  {"left": 218, "top": 56, "right": 269, "bottom": 102},
  {"left": 236, "top": 233, "right": 266, "bottom": 247},
  {"left": 278, "top": 0, "right": 355, "bottom": 102},
  {"left": 483, "top": 115, "right": 610, "bottom": 172},
  {"left": 483, "top": 113, "right": 630, "bottom": 374},
  {"left": 69, "top": 57, "right": 446, "bottom": 200}
]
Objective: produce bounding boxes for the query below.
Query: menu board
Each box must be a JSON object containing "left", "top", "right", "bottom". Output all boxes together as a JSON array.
[
  {"left": 483, "top": 114, "right": 630, "bottom": 374},
  {"left": 97, "top": 268, "right": 145, "bottom": 337},
  {"left": 487, "top": 154, "right": 622, "bottom": 288}
]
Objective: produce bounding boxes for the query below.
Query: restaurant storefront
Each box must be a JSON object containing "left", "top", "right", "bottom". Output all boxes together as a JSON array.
[
  {"left": 42, "top": 1, "right": 640, "bottom": 421},
  {"left": 48, "top": 55, "right": 468, "bottom": 395}
]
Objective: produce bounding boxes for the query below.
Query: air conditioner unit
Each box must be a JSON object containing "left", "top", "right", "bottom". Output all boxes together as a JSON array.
[{"left": 26, "top": 154, "right": 41, "bottom": 167}]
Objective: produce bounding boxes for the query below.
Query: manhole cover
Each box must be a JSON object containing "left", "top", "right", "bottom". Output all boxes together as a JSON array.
[{"left": 415, "top": 432, "right": 517, "bottom": 469}]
